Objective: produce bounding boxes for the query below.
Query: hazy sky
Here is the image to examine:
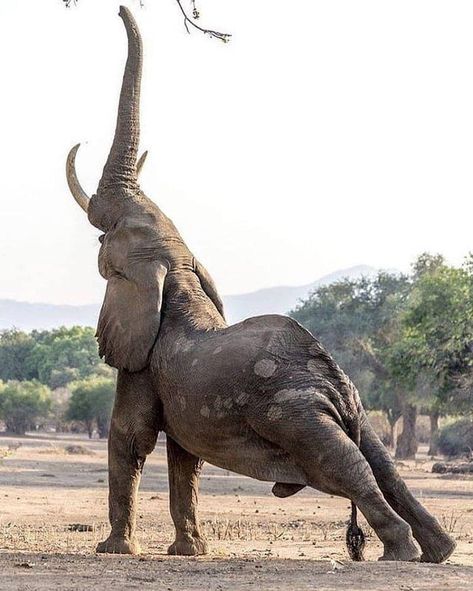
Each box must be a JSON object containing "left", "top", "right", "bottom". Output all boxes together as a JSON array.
[{"left": 1, "top": 0, "right": 472, "bottom": 305}]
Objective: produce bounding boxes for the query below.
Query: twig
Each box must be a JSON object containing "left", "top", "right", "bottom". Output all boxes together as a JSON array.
[{"left": 174, "top": 0, "right": 231, "bottom": 43}]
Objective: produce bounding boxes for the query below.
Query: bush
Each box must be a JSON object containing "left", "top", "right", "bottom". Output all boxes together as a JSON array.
[
  {"left": 67, "top": 376, "right": 115, "bottom": 438},
  {"left": 437, "top": 417, "right": 473, "bottom": 457},
  {"left": 0, "top": 380, "right": 52, "bottom": 435}
]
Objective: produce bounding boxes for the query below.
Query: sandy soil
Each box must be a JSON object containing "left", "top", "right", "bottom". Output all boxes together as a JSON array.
[{"left": 1, "top": 433, "right": 473, "bottom": 590}]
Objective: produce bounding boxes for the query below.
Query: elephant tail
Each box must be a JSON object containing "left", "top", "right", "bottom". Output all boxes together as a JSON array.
[
  {"left": 345, "top": 400, "right": 366, "bottom": 561},
  {"left": 346, "top": 502, "right": 366, "bottom": 561}
]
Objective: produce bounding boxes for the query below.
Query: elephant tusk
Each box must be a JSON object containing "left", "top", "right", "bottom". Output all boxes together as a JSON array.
[
  {"left": 137, "top": 150, "right": 148, "bottom": 177},
  {"left": 66, "top": 143, "right": 90, "bottom": 213}
]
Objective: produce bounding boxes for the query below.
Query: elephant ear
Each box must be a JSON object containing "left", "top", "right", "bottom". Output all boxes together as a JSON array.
[
  {"left": 97, "top": 261, "right": 168, "bottom": 372},
  {"left": 194, "top": 259, "right": 225, "bottom": 320}
]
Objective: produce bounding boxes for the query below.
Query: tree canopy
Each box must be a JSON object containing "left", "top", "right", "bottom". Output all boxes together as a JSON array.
[
  {"left": 291, "top": 253, "right": 473, "bottom": 458},
  {"left": 0, "top": 380, "right": 51, "bottom": 435},
  {"left": 0, "top": 326, "right": 105, "bottom": 388}
]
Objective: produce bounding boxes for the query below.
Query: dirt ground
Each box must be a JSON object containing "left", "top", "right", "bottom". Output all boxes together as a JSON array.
[{"left": 1, "top": 434, "right": 473, "bottom": 590}]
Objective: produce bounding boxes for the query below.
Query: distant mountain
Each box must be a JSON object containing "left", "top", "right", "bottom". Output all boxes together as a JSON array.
[
  {"left": 223, "top": 265, "right": 379, "bottom": 324},
  {"left": 0, "top": 300, "right": 100, "bottom": 332},
  {"left": 0, "top": 265, "right": 382, "bottom": 331}
]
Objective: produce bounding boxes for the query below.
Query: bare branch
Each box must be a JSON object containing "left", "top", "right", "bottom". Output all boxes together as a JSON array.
[{"left": 174, "top": 0, "right": 231, "bottom": 43}]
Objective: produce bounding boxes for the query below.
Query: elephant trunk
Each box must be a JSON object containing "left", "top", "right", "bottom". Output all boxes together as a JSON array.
[{"left": 98, "top": 6, "right": 142, "bottom": 194}]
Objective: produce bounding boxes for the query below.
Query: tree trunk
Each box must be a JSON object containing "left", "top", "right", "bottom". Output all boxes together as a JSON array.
[
  {"left": 385, "top": 415, "right": 399, "bottom": 449},
  {"left": 96, "top": 417, "right": 109, "bottom": 439},
  {"left": 86, "top": 421, "right": 94, "bottom": 439},
  {"left": 395, "top": 403, "right": 418, "bottom": 460},
  {"left": 6, "top": 419, "right": 27, "bottom": 436},
  {"left": 428, "top": 411, "right": 440, "bottom": 456},
  {"left": 387, "top": 421, "right": 395, "bottom": 449}
]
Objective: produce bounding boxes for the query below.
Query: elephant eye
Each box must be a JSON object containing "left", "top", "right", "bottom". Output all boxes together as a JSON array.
[{"left": 98, "top": 234, "right": 105, "bottom": 244}]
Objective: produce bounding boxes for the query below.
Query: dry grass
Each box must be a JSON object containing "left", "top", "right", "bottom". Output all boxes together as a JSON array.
[
  {"left": 0, "top": 522, "right": 109, "bottom": 554},
  {"left": 200, "top": 517, "right": 348, "bottom": 543}
]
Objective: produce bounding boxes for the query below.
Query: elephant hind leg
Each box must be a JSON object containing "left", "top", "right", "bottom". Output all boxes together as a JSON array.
[
  {"left": 272, "top": 483, "right": 306, "bottom": 498},
  {"left": 252, "top": 413, "right": 420, "bottom": 561},
  {"left": 166, "top": 436, "right": 208, "bottom": 556},
  {"left": 359, "top": 414, "right": 456, "bottom": 563}
]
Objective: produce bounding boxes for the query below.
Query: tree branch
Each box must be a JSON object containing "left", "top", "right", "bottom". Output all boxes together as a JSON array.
[{"left": 174, "top": 0, "right": 231, "bottom": 43}]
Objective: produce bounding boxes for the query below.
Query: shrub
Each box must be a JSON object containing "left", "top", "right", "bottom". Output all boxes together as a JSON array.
[
  {"left": 67, "top": 376, "right": 115, "bottom": 438},
  {"left": 0, "top": 380, "right": 52, "bottom": 435},
  {"left": 437, "top": 417, "right": 473, "bottom": 457}
]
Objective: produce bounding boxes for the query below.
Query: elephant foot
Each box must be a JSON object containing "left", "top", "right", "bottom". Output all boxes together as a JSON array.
[
  {"left": 96, "top": 535, "right": 141, "bottom": 555},
  {"left": 167, "top": 534, "right": 208, "bottom": 556},
  {"left": 378, "top": 539, "right": 420, "bottom": 562},
  {"left": 420, "top": 533, "right": 456, "bottom": 564}
]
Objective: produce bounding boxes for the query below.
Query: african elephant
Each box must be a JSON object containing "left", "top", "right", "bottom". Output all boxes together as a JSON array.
[{"left": 65, "top": 6, "right": 455, "bottom": 563}]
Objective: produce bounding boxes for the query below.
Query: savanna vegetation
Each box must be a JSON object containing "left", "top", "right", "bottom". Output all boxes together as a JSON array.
[
  {"left": 0, "top": 327, "right": 115, "bottom": 437},
  {"left": 291, "top": 253, "right": 473, "bottom": 459}
]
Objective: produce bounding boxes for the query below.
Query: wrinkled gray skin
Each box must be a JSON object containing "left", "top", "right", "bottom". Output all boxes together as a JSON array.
[{"left": 66, "top": 6, "right": 456, "bottom": 563}]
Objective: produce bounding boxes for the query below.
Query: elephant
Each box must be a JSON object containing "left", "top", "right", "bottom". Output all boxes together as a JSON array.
[{"left": 65, "top": 6, "right": 456, "bottom": 563}]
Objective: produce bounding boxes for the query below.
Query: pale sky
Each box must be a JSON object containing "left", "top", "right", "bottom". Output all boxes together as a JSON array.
[{"left": 1, "top": 0, "right": 472, "bottom": 305}]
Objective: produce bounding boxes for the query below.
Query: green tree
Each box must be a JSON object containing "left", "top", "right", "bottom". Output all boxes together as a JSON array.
[
  {"left": 67, "top": 377, "right": 115, "bottom": 438},
  {"left": 0, "top": 380, "right": 51, "bottom": 435},
  {"left": 0, "top": 330, "right": 37, "bottom": 381},
  {"left": 28, "top": 326, "right": 103, "bottom": 387},
  {"left": 391, "top": 255, "right": 473, "bottom": 454}
]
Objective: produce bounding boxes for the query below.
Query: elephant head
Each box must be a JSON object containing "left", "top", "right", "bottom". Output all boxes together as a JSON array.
[{"left": 66, "top": 6, "right": 223, "bottom": 372}]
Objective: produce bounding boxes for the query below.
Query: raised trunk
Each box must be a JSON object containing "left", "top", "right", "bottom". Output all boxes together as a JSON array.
[
  {"left": 428, "top": 411, "right": 440, "bottom": 456},
  {"left": 98, "top": 7, "right": 142, "bottom": 192},
  {"left": 395, "top": 403, "right": 418, "bottom": 460}
]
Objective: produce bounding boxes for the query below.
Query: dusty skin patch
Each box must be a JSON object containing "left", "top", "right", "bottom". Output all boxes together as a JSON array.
[
  {"left": 274, "top": 388, "right": 317, "bottom": 403},
  {"left": 254, "top": 359, "right": 277, "bottom": 378},
  {"left": 200, "top": 405, "right": 210, "bottom": 418},
  {"left": 179, "top": 396, "right": 186, "bottom": 410},
  {"left": 267, "top": 405, "right": 283, "bottom": 422},
  {"left": 191, "top": 359, "right": 198, "bottom": 366},
  {"left": 307, "top": 359, "right": 320, "bottom": 375},
  {"left": 213, "top": 346, "right": 223, "bottom": 355}
]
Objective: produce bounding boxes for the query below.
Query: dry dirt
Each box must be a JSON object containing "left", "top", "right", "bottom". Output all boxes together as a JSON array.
[{"left": 1, "top": 433, "right": 473, "bottom": 590}]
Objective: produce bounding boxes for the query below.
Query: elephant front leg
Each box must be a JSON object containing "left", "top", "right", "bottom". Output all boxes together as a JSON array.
[
  {"left": 97, "top": 370, "right": 160, "bottom": 555},
  {"left": 166, "top": 436, "right": 208, "bottom": 556},
  {"left": 96, "top": 425, "right": 145, "bottom": 554}
]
